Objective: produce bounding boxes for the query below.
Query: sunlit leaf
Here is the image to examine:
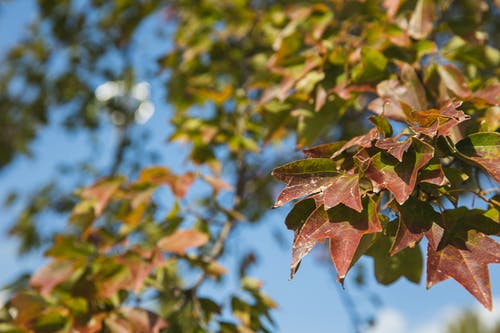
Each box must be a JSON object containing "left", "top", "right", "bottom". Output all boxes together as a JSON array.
[{"left": 157, "top": 229, "right": 209, "bottom": 255}]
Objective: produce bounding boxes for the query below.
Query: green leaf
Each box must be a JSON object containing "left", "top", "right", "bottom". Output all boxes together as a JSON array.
[
  {"left": 272, "top": 158, "right": 338, "bottom": 182},
  {"left": 285, "top": 198, "right": 316, "bottom": 231},
  {"left": 368, "top": 233, "right": 423, "bottom": 285},
  {"left": 352, "top": 48, "right": 388, "bottom": 83},
  {"left": 455, "top": 132, "right": 500, "bottom": 184}
]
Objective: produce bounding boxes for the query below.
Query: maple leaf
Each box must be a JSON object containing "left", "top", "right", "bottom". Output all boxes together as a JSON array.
[
  {"left": 455, "top": 132, "right": 500, "bottom": 184},
  {"left": 426, "top": 227, "right": 500, "bottom": 310},
  {"left": 365, "top": 137, "right": 434, "bottom": 204},
  {"left": 331, "top": 128, "right": 378, "bottom": 159},
  {"left": 375, "top": 137, "right": 412, "bottom": 162},
  {"left": 391, "top": 198, "right": 439, "bottom": 255},
  {"left": 272, "top": 158, "right": 339, "bottom": 207},
  {"left": 80, "top": 177, "right": 124, "bottom": 216},
  {"left": 419, "top": 160, "right": 448, "bottom": 186},
  {"left": 323, "top": 174, "right": 362, "bottom": 212},
  {"left": 290, "top": 198, "right": 381, "bottom": 280}
]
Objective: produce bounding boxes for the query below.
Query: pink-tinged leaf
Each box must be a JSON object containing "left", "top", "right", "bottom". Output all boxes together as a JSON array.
[
  {"left": 29, "top": 259, "right": 75, "bottom": 297},
  {"left": 437, "top": 65, "right": 471, "bottom": 98},
  {"left": 290, "top": 206, "right": 330, "bottom": 278},
  {"left": 368, "top": 79, "right": 420, "bottom": 122},
  {"left": 118, "top": 307, "right": 168, "bottom": 333},
  {"left": 81, "top": 177, "right": 124, "bottom": 216},
  {"left": 375, "top": 137, "right": 412, "bottom": 162},
  {"left": 331, "top": 128, "right": 379, "bottom": 159},
  {"left": 328, "top": 198, "right": 381, "bottom": 280},
  {"left": 275, "top": 176, "right": 335, "bottom": 208},
  {"left": 365, "top": 137, "right": 434, "bottom": 204},
  {"left": 391, "top": 199, "right": 438, "bottom": 255},
  {"left": 157, "top": 229, "right": 209, "bottom": 255},
  {"left": 410, "top": 120, "right": 438, "bottom": 138},
  {"left": 426, "top": 230, "right": 500, "bottom": 310},
  {"left": 456, "top": 132, "right": 500, "bottom": 184},
  {"left": 471, "top": 84, "right": 500, "bottom": 106},
  {"left": 408, "top": 0, "right": 436, "bottom": 40},
  {"left": 323, "top": 174, "right": 362, "bottom": 212}
]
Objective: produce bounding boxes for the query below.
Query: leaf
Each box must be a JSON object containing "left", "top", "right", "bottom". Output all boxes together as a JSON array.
[
  {"left": 323, "top": 174, "right": 362, "bottom": 212},
  {"left": 302, "top": 141, "right": 346, "bottom": 158},
  {"left": 368, "top": 232, "right": 423, "bottom": 284},
  {"left": 327, "top": 198, "right": 382, "bottom": 280},
  {"left": 272, "top": 158, "right": 338, "bottom": 183},
  {"left": 138, "top": 166, "right": 195, "bottom": 198},
  {"left": 419, "top": 159, "right": 448, "bottom": 186},
  {"left": 118, "top": 307, "right": 168, "bottom": 333},
  {"left": 455, "top": 132, "right": 500, "bottom": 184},
  {"left": 375, "top": 137, "right": 412, "bottom": 162},
  {"left": 369, "top": 115, "right": 393, "bottom": 138},
  {"left": 29, "top": 259, "right": 75, "bottom": 297},
  {"left": 391, "top": 199, "right": 439, "bottom": 255},
  {"left": 331, "top": 128, "right": 379, "bottom": 159},
  {"left": 365, "top": 137, "right": 434, "bottom": 204},
  {"left": 284, "top": 198, "right": 316, "bottom": 231},
  {"left": 80, "top": 177, "right": 124, "bottom": 216},
  {"left": 157, "top": 229, "right": 209, "bottom": 255},
  {"left": 471, "top": 84, "right": 500, "bottom": 106},
  {"left": 351, "top": 48, "right": 388, "bottom": 83},
  {"left": 426, "top": 228, "right": 500, "bottom": 310},
  {"left": 408, "top": 0, "right": 435, "bottom": 40},
  {"left": 274, "top": 175, "right": 335, "bottom": 208},
  {"left": 437, "top": 64, "right": 471, "bottom": 98}
]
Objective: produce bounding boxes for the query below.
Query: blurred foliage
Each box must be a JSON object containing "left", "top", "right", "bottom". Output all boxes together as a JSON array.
[{"left": 0, "top": 0, "right": 499, "bottom": 332}]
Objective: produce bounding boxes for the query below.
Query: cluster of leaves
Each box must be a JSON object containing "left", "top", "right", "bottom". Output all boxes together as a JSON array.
[
  {"left": 1, "top": 0, "right": 500, "bottom": 332},
  {"left": 1, "top": 167, "right": 275, "bottom": 332},
  {"left": 269, "top": 0, "right": 500, "bottom": 310}
]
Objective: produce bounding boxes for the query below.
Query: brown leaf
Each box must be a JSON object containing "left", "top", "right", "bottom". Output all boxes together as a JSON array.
[
  {"left": 323, "top": 174, "right": 362, "bottom": 212},
  {"left": 30, "top": 259, "right": 75, "bottom": 297},
  {"left": 456, "top": 132, "right": 500, "bottom": 184},
  {"left": 426, "top": 229, "right": 500, "bottom": 310},
  {"left": 138, "top": 166, "right": 195, "bottom": 198},
  {"left": 157, "top": 229, "right": 209, "bottom": 255}
]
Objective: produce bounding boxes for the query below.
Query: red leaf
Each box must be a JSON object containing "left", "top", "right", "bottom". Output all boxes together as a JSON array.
[
  {"left": 331, "top": 128, "right": 378, "bottom": 159},
  {"left": 275, "top": 176, "right": 335, "bottom": 208},
  {"left": 291, "top": 199, "right": 381, "bottom": 280},
  {"left": 365, "top": 137, "right": 434, "bottom": 204},
  {"left": 426, "top": 229, "right": 500, "bottom": 310},
  {"left": 30, "top": 259, "right": 75, "bottom": 297},
  {"left": 157, "top": 229, "right": 209, "bottom": 255},
  {"left": 328, "top": 198, "right": 381, "bottom": 280},
  {"left": 323, "top": 174, "right": 362, "bottom": 212},
  {"left": 375, "top": 137, "right": 412, "bottom": 162}
]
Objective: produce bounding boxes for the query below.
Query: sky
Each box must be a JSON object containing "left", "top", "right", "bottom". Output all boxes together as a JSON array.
[{"left": 0, "top": 1, "right": 499, "bottom": 333}]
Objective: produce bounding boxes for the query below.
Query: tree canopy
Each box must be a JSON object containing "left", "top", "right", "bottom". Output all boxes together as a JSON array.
[{"left": 0, "top": 0, "right": 499, "bottom": 332}]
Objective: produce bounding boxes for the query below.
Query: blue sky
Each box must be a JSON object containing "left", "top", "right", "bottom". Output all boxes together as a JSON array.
[{"left": 0, "top": 1, "right": 499, "bottom": 332}]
